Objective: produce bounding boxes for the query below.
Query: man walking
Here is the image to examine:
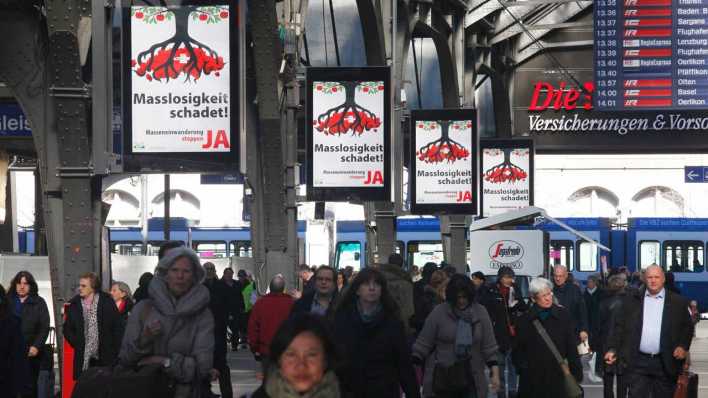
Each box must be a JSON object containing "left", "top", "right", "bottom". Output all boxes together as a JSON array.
[
  {"left": 604, "top": 265, "right": 693, "bottom": 398},
  {"left": 248, "top": 275, "right": 294, "bottom": 370},
  {"left": 291, "top": 266, "right": 338, "bottom": 317},
  {"left": 553, "top": 265, "right": 589, "bottom": 343}
]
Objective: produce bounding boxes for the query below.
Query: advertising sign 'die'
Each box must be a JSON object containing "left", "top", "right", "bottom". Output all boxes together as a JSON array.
[
  {"left": 307, "top": 67, "right": 391, "bottom": 201},
  {"left": 468, "top": 230, "right": 548, "bottom": 276},
  {"left": 124, "top": 4, "right": 237, "bottom": 169},
  {"left": 480, "top": 139, "right": 534, "bottom": 218},
  {"left": 410, "top": 109, "right": 477, "bottom": 214}
]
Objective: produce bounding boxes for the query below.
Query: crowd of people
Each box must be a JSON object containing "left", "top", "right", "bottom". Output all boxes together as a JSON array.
[{"left": 0, "top": 240, "right": 700, "bottom": 398}]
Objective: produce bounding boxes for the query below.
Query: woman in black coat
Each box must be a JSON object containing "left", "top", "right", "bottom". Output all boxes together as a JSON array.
[
  {"left": 332, "top": 268, "right": 420, "bottom": 398},
  {"left": 0, "top": 283, "right": 31, "bottom": 397},
  {"left": 513, "top": 277, "right": 583, "bottom": 398},
  {"left": 7, "top": 271, "right": 50, "bottom": 398},
  {"left": 63, "top": 272, "right": 124, "bottom": 380}
]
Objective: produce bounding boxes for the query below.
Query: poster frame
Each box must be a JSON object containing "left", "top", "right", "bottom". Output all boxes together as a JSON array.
[
  {"left": 121, "top": 2, "right": 239, "bottom": 173},
  {"left": 479, "top": 138, "right": 535, "bottom": 218},
  {"left": 306, "top": 66, "right": 391, "bottom": 202},
  {"left": 409, "top": 108, "right": 478, "bottom": 215}
]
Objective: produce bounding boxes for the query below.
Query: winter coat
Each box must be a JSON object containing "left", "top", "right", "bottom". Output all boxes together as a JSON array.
[
  {"left": 64, "top": 291, "right": 124, "bottom": 380},
  {"left": 411, "top": 285, "right": 444, "bottom": 334},
  {"left": 378, "top": 263, "right": 415, "bottom": 336},
  {"left": 248, "top": 293, "right": 294, "bottom": 356},
  {"left": 512, "top": 304, "right": 583, "bottom": 398},
  {"left": 412, "top": 302, "right": 499, "bottom": 398},
  {"left": 0, "top": 314, "right": 31, "bottom": 396},
  {"left": 248, "top": 369, "right": 341, "bottom": 398},
  {"left": 553, "top": 281, "right": 589, "bottom": 334},
  {"left": 223, "top": 279, "right": 245, "bottom": 318},
  {"left": 205, "top": 278, "right": 230, "bottom": 369},
  {"left": 596, "top": 290, "right": 625, "bottom": 375},
  {"left": 10, "top": 293, "right": 50, "bottom": 353},
  {"left": 478, "top": 282, "right": 528, "bottom": 353},
  {"left": 290, "top": 290, "right": 338, "bottom": 319},
  {"left": 584, "top": 288, "right": 604, "bottom": 350},
  {"left": 333, "top": 304, "right": 420, "bottom": 398},
  {"left": 605, "top": 287, "right": 693, "bottom": 379}
]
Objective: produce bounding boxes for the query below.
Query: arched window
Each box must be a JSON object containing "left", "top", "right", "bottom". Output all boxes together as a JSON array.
[
  {"left": 151, "top": 190, "right": 201, "bottom": 223},
  {"left": 566, "top": 186, "right": 619, "bottom": 218},
  {"left": 103, "top": 189, "right": 140, "bottom": 226},
  {"left": 630, "top": 186, "right": 685, "bottom": 217}
]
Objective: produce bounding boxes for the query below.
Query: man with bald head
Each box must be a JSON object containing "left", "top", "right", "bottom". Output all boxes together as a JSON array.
[
  {"left": 247, "top": 274, "right": 294, "bottom": 371},
  {"left": 552, "top": 265, "right": 590, "bottom": 343},
  {"left": 604, "top": 265, "right": 693, "bottom": 397}
]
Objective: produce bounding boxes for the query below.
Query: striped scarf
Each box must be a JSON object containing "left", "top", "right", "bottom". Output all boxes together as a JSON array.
[{"left": 82, "top": 294, "right": 100, "bottom": 371}]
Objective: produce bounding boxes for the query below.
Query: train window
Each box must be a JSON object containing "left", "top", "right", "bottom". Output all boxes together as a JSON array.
[
  {"left": 663, "top": 241, "right": 704, "bottom": 273},
  {"left": 577, "top": 242, "right": 598, "bottom": 272},
  {"left": 639, "top": 241, "right": 661, "bottom": 269},
  {"left": 194, "top": 241, "right": 227, "bottom": 258},
  {"left": 229, "top": 241, "right": 253, "bottom": 257},
  {"left": 111, "top": 241, "right": 166, "bottom": 256},
  {"left": 407, "top": 241, "right": 444, "bottom": 268},
  {"left": 335, "top": 241, "right": 361, "bottom": 271},
  {"left": 549, "top": 240, "right": 574, "bottom": 271}
]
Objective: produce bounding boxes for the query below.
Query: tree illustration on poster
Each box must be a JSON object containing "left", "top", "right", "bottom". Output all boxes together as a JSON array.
[
  {"left": 483, "top": 148, "right": 529, "bottom": 183},
  {"left": 313, "top": 81, "right": 383, "bottom": 135},
  {"left": 306, "top": 67, "right": 391, "bottom": 202},
  {"left": 131, "top": 6, "right": 227, "bottom": 82},
  {"left": 410, "top": 109, "right": 477, "bottom": 215},
  {"left": 417, "top": 120, "right": 471, "bottom": 163}
]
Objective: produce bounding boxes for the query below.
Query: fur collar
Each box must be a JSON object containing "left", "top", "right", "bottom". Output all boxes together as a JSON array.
[{"left": 264, "top": 369, "right": 340, "bottom": 398}]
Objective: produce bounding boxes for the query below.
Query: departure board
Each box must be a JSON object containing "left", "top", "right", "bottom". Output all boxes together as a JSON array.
[{"left": 594, "top": 0, "right": 708, "bottom": 110}]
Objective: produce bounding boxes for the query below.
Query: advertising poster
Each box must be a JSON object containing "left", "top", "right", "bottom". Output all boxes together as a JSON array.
[
  {"left": 307, "top": 67, "right": 391, "bottom": 201},
  {"left": 480, "top": 139, "right": 534, "bottom": 217},
  {"left": 124, "top": 4, "right": 238, "bottom": 168},
  {"left": 410, "top": 109, "right": 477, "bottom": 215}
]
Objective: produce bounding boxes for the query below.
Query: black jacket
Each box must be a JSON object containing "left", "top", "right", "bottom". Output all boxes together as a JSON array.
[
  {"left": 63, "top": 292, "right": 124, "bottom": 380},
  {"left": 10, "top": 293, "right": 50, "bottom": 352},
  {"left": 223, "top": 279, "right": 245, "bottom": 319},
  {"left": 291, "top": 290, "right": 337, "bottom": 319},
  {"left": 553, "top": 281, "right": 588, "bottom": 334},
  {"left": 512, "top": 305, "right": 583, "bottom": 398},
  {"left": 606, "top": 287, "right": 693, "bottom": 378},
  {"left": 584, "top": 288, "right": 604, "bottom": 350},
  {"left": 410, "top": 285, "right": 442, "bottom": 334},
  {"left": 0, "top": 314, "right": 31, "bottom": 396},
  {"left": 597, "top": 290, "right": 625, "bottom": 374},
  {"left": 332, "top": 305, "right": 420, "bottom": 398},
  {"left": 478, "top": 282, "right": 528, "bottom": 353}
]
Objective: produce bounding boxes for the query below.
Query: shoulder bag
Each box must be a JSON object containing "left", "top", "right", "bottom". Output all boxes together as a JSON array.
[
  {"left": 532, "top": 319, "right": 583, "bottom": 398},
  {"left": 432, "top": 313, "right": 474, "bottom": 395}
]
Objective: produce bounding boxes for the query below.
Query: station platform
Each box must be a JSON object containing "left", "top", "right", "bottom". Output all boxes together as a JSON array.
[{"left": 217, "top": 320, "right": 708, "bottom": 398}]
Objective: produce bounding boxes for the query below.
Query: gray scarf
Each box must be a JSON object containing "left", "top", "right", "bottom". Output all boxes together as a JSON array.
[
  {"left": 264, "top": 369, "right": 341, "bottom": 398},
  {"left": 82, "top": 294, "right": 100, "bottom": 370},
  {"left": 452, "top": 305, "right": 475, "bottom": 359}
]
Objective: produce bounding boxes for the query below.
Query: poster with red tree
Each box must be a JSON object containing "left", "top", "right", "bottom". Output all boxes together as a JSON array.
[
  {"left": 410, "top": 109, "right": 477, "bottom": 215},
  {"left": 307, "top": 67, "right": 391, "bottom": 202},
  {"left": 126, "top": 4, "right": 234, "bottom": 157},
  {"left": 480, "top": 139, "right": 534, "bottom": 217}
]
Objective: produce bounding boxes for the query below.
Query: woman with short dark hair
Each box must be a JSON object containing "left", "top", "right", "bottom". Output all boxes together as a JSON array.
[
  {"left": 63, "top": 272, "right": 124, "bottom": 381},
  {"left": 7, "top": 271, "right": 50, "bottom": 398},
  {"left": 0, "top": 282, "right": 32, "bottom": 397},
  {"left": 332, "top": 268, "right": 420, "bottom": 398},
  {"left": 250, "top": 313, "right": 341, "bottom": 397},
  {"left": 413, "top": 274, "right": 500, "bottom": 398}
]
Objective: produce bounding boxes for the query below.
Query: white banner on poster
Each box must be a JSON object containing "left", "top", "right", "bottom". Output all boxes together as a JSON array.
[
  {"left": 130, "top": 5, "right": 231, "bottom": 153},
  {"left": 414, "top": 120, "right": 473, "bottom": 204},
  {"left": 311, "top": 81, "right": 385, "bottom": 187},
  {"left": 481, "top": 147, "right": 531, "bottom": 216}
]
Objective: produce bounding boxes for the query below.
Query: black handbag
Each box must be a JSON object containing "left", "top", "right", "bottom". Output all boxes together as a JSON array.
[{"left": 433, "top": 359, "right": 472, "bottom": 395}]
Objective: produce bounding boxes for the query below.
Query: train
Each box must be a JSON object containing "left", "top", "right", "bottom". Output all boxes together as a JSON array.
[{"left": 14, "top": 216, "right": 708, "bottom": 306}]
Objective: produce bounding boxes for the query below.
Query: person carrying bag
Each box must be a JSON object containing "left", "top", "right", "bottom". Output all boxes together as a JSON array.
[
  {"left": 432, "top": 315, "right": 474, "bottom": 396},
  {"left": 532, "top": 319, "right": 583, "bottom": 398}
]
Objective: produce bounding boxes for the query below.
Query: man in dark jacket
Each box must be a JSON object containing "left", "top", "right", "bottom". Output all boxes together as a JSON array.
[
  {"left": 597, "top": 274, "right": 628, "bottom": 398},
  {"left": 203, "top": 262, "right": 232, "bottom": 398},
  {"left": 378, "top": 253, "right": 415, "bottom": 336},
  {"left": 221, "top": 268, "right": 245, "bottom": 351},
  {"left": 291, "top": 266, "right": 337, "bottom": 318},
  {"left": 604, "top": 265, "right": 693, "bottom": 398},
  {"left": 584, "top": 274, "right": 604, "bottom": 352},
  {"left": 478, "top": 266, "right": 527, "bottom": 398},
  {"left": 553, "top": 265, "right": 589, "bottom": 343}
]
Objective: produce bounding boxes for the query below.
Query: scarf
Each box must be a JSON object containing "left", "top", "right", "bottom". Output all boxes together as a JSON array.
[
  {"left": 537, "top": 308, "right": 552, "bottom": 321},
  {"left": 264, "top": 369, "right": 341, "bottom": 398},
  {"left": 82, "top": 294, "right": 100, "bottom": 371},
  {"left": 357, "top": 301, "right": 382, "bottom": 323},
  {"left": 587, "top": 286, "right": 597, "bottom": 295},
  {"left": 452, "top": 306, "right": 475, "bottom": 359}
]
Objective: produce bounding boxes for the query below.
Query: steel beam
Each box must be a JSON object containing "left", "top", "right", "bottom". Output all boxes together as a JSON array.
[{"left": 514, "top": 39, "right": 593, "bottom": 64}]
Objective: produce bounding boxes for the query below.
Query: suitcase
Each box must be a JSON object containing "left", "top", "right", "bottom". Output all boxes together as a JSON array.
[{"left": 674, "top": 371, "right": 698, "bottom": 398}]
